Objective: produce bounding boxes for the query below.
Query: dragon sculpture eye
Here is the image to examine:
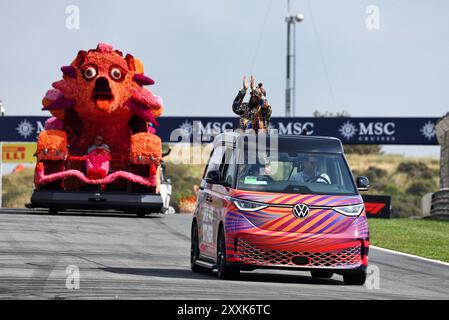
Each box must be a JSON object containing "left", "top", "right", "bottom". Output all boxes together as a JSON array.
[
  {"left": 110, "top": 68, "right": 123, "bottom": 81},
  {"left": 83, "top": 67, "right": 97, "bottom": 80}
]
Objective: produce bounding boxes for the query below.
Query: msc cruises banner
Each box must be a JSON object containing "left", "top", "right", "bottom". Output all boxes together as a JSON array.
[{"left": 0, "top": 116, "right": 439, "bottom": 145}]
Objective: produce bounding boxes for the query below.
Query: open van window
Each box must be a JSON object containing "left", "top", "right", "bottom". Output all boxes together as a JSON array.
[{"left": 236, "top": 151, "right": 357, "bottom": 195}]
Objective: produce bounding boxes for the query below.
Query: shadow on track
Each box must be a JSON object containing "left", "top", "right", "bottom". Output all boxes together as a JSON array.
[
  {"left": 101, "top": 267, "right": 216, "bottom": 280},
  {"left": 0, "top": 208, "right": 165, "bottom": 219},
  {"left": 238, "top": 271, "right": 343, "bottom": 285},
  {"left": 101, "top": 267, "right": 344, "bottom": 285}
]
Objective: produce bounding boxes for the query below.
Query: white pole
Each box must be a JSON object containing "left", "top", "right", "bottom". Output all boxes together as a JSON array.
[
  {"left": 0, "top": 100, "right": 4, "bottom": 207},
  {"left": 0, "top": 142, "right": 3, "bottom": 208}
]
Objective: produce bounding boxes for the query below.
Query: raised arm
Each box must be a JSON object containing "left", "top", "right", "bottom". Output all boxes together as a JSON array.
[{"left": 232, "top": 76, "right": 248, "bottom": 115}]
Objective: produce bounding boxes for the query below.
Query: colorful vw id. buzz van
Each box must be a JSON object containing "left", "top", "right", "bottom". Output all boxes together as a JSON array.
[{"left": 191, "top": 133, "right": 370, "bottom": 285}]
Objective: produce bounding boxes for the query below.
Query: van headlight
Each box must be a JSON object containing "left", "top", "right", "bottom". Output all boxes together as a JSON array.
[
  {"left": 333, "top": 204, "right": 364, "bottom": 216},
  {"left": 228, "top": 197, "right": 268, "bottom": 212}
]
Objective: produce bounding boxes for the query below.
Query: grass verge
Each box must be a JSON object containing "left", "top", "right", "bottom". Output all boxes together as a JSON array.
[{"left": 369, "top": 218, "right": 449, "bottom": 263}]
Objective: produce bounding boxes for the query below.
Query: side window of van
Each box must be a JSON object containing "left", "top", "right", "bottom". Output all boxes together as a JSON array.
[
  {"left": 203, "top": 146, "right": 226, "bottom": 179},
  {"left": 222, "top": 149, "right": 236, "bottom": 187}
]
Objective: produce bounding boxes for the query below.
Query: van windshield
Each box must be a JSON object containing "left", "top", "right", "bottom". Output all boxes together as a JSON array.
[{"left": 236, "top": 151, "right": 357, "bottom": 195}]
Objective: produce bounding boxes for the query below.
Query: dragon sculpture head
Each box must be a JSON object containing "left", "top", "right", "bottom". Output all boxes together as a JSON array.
[{"left": 42, "top": 42, "right": 162, "bottom": 127}]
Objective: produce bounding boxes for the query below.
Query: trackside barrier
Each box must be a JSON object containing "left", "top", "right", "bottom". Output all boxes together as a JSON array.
[
  {"left": 362, "top": 195, "right": 391, "bottom": 218},
  {"left": 0, "top": 116, "right": 439, "bottom": 145}
]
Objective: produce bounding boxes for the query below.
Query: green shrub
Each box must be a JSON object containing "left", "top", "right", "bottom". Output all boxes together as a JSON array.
[
  {"left": 406, "top": 179, "right": 436, "bottom": 197},
  {"left": 381, "top": 183, "right": 401, "bottom": 196},
  {"left": 2, "top": 168, "right": 34, "bottom": 208},
  {"left": 390, "top": 193, "right": 420, "bottom": 218},
  {"left": 343, "top": 144, "right": 382, "bottom": 155},
  {"left": 364, "top": 166, "right": 388, "bottom": 181},
  {"left": 397, "top": 161, "right": 433, "bottom": 179}
]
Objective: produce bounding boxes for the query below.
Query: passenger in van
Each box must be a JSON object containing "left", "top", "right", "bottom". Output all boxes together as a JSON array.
[
  {"left": 290, "top": 155, "right": 331, "bottom": 184},
  {"left": 232, "top": 75, "right": 272, "bottom": 133},
  {"left": 237, "top": 161, "right": 273, "bottom": 184}
]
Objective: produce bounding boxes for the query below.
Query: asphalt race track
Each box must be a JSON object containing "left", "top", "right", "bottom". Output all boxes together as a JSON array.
[{"left": 0, "top": 209, "right": 448, "bottom": 299}]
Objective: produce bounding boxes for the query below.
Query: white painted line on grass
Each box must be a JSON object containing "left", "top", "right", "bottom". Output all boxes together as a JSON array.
[{"left": 371, "top": 245, "right": 449, "bottom": 267}]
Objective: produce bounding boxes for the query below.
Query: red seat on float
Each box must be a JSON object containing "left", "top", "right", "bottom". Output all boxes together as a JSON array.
[{"left": 85, "top": 148, "right": 111, "bottom": 180}]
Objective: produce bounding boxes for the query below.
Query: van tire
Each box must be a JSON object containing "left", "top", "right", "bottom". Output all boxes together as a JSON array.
[
  {"left": 217, "top": 227, "right": 240, "bottom": 280},
  {"left": 343, "top": 271, "right": 367, "bottom": 285},
  {"left": 190, "top": 222, "right": 210, "bottom": 273}
]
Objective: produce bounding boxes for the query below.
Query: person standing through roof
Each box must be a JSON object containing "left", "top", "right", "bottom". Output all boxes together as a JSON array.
[
  {"left": 257, "top": 82, "right": 272, "bottom": 130},
  {"left": 232, "top": 75, "right": 272, "bottom": 133}
]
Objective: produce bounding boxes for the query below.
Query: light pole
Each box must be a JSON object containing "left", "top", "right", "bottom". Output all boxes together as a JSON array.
[{"left": 285, "top": 0, "right": 304, "bottom": 117}]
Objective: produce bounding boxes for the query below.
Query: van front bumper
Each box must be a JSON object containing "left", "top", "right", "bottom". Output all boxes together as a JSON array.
[{"left": 225, "top": 212, "right": 369, "bottom": 270}]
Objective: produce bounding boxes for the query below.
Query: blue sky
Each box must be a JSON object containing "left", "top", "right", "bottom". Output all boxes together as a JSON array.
[{"left": 1, "top": 0, "right": 448, "bottom": 157}]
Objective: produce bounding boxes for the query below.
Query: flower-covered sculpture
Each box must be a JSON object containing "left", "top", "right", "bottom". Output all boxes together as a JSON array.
[{"left": 35, "top": 43, "right": 163, "bottom": 192}]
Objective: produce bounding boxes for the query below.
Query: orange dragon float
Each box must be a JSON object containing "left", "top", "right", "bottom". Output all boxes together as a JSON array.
[{"left": 29, "top": 43, "right": 165, "bottom": 215}]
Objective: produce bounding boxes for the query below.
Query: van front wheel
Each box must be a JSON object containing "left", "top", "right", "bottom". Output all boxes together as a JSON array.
[
  {"left": 217, "top": 227, "right": 240, "bottom": 280},
  {"left": 343, "top": 271, "right": 367, "bottom": 285}
]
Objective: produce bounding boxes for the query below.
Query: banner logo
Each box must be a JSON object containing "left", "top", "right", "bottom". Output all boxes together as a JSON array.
[
  {"left": 339, "top": 121, "right": 396, "bottom": 142},
  {"left": 339, "top": 121, "right": 357, "bottom": 140},
  {"left": 420, "top": 121, "right": 435, "bottom": 141},
  {"left": 16, "top": 119, "right": 35, "bottom": 138},
  {"left": 179, "top": 121, "right": 193, "bottom": 137}
]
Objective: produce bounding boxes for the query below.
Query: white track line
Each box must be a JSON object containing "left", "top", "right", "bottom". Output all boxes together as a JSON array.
[{"left": 371, "top": 245, "right": 449, "bottom": 267}]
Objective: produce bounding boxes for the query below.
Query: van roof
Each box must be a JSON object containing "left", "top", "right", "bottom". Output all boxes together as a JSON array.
[{"left": 213, "top": 132, "right": 344, "bottom": 154}]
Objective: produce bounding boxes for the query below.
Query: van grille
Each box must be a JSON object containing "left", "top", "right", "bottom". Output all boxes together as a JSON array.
[{"left": 237, "top": 239, "right": 361, "bottom": 268}]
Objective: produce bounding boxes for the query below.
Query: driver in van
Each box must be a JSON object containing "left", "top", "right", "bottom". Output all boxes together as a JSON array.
[{"left": 290, "top": 155, "right": 331, "bottom": 184}]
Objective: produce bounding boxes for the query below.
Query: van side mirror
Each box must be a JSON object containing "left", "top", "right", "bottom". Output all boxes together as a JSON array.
[
  {"left": 205, "top": 170, "right": 223, "bottom": 184},
  {"left": 356, "top": 176, "right": 370, "bottom": 191}
]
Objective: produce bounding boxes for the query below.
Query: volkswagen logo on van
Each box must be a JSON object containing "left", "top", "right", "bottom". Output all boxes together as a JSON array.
[{"left": 293, "top": 203, "right": 309, "bottom": 218}]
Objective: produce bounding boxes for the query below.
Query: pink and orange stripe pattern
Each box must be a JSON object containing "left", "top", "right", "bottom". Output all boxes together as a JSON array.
[
  {"left": 230, "top": 190, "right": 364, "bottom": 235},
  {"left": 224, "top": 190, "right": 369, "bottom": 267}
]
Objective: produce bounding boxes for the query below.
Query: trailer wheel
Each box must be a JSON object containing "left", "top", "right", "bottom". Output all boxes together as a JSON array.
[{"left": 136, "top": 210, "right": 146, "bottom": 218}]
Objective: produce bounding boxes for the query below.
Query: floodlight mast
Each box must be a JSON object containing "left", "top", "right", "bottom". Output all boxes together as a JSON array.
[{"left": 285, "top": 0, "right": 304, "bottom": 117}]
